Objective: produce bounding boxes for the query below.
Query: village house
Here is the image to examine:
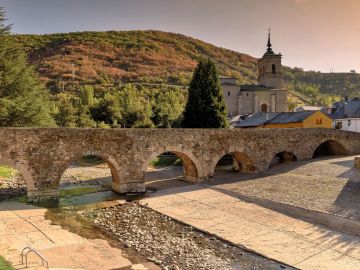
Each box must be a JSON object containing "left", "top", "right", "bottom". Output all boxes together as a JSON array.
[
  {"left": 294, "top": 105, "right": 322, "bottom": 112},
  {"left": 325, "top": 98, "right": 360, "bottom": 132},
  {"left": 233, "top": 110, "right": 332, "bottom": 129},
  {"left": 221, "top": 31, "right": 288, "bottom": 117}
]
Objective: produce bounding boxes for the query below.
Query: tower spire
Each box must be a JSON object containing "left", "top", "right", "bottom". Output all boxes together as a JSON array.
[{"left": 266, "top": 28, "right": 274, "bottom": 55}]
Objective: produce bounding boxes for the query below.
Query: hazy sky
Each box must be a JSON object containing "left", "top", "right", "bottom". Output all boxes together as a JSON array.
[{"left": 1, "top": 0, "right": 360, "bottom": 72}]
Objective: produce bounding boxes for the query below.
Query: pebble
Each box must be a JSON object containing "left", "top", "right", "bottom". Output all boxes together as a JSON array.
[{"left": 85, "top": 202, "right": 284, "bottom": 270}]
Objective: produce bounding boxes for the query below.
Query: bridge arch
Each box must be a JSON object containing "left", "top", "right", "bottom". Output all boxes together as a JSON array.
[
  {"left": 56, "top": 149, "right": 122, "bottom": 189},
  {"left": 211, "top": 149, "right": 256, "bottom": 175},
  {"left": 0, "top": 153, "right": 35, "bottom": 192},
  {"left": 142, "top": 146, "right": 201, "bottom": 182},
  {"left": 312, "top": 139, "right": 348, "bottom": 158},
  {"left": 269, "top": 151, "right": 298, "bottom": 168}
]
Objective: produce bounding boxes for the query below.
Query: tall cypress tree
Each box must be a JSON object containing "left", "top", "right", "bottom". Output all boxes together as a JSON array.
[
  {"left": 182, "top": 59, "right": 229, "bottom": 128},
  {"left": 0, "top": 7, "right": 55, "bottom": 127}
]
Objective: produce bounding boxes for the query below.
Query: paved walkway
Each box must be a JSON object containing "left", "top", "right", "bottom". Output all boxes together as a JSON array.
[
  {"left": 213, "top": 155, "right": 360, "bottom": 221},
  {"left": 0, "top": 200, "right": 156, "bottom": 270},
  {"left": 140, "top": 185, "right": 360, "bottom": 270}
]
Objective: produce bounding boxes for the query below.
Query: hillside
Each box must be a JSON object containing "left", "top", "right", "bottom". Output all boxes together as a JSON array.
[
  {"left": 11, "top": 30, "right": 360, "bottom": 105},
  {"left": 12, "top": 31, "right": 257, "bottom": 92}
]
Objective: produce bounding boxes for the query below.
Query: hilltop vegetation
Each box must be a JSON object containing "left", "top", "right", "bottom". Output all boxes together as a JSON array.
[
  {"left": 6, "top": 30, "right": 360, "bottom": 127},
  {"left": 13, "top": 31, "right": 358, "bottom": 95},
  {"left": 11, "top": 31, "right": 257, "bottom": 92}
]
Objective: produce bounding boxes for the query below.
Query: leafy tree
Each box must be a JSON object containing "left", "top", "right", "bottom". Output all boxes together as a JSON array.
[
  {"left": 54, "top": 93, "right": 78, "bottom": 127},
  {"left": 0, "top": 8, "right": 55, "bottom": 127},
  {"left": 118, "top": 84, "right": 154, "bottom": 128},
  {"left": 90, "top": 90, "right": 122, "bottom": 127},
  {"left": 152, "top": 90, "right": 184, "bottom": 128},
  {"left": 182, "top": 59, "right": 228, "bottom": 128}
]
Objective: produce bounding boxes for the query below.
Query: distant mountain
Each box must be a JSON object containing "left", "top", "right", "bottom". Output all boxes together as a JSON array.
[{"left": 12, "top": 30, "right": 360, "bottom": 106}]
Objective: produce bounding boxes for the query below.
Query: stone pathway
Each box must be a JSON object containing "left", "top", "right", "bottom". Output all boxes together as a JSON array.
[
  {"left": 0, "top": 200, "right": 155, "bottom": 270},
  {"left": 213, "top": 155, "right": 360, "bottom": 221},
  {"left": 140, "top": 185, "right": 360, "bottom": 270}
]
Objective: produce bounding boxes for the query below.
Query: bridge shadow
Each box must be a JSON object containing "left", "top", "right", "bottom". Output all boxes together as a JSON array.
[
  {"left": 329, "top": 159, "right": 360, "bottom": 220},
  {"left": 141, "top": 171, "right": 360, "bottom": 261},
  {"left": 209, "top": 156, "right": 360, "bottom": 219}
]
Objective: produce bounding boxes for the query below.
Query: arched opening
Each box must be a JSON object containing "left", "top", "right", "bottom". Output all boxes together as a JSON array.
[
  {"left": 144, "top": 151, "right": 198, "bottom": 190},
  {"left": 0, "top": 164, "right": 26, "bottom": 202},
  {"left": 313, "top": 140, "right": 348, "bottom": 158},
  {"left": 269, "top": 151, "right": 297, "bottom": 168},
  {"left": 214, "top": 152, "right": 256, "bottom": 177},
  {"left": 260, "top": 103, "right": 268, "bottom": 112},
  {"left": 272, "top": 64, "right": 276, "bottom": 74},
  {"left": 59, "top": 154, "right": 115, "bottom": 198}
]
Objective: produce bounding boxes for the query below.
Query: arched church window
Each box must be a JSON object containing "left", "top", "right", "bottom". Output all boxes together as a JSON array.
[
  {"left": 261, "top": 103, "right": 268, "bottom": 112},
  {"left": 272, "top": 64, "right": 276, "bottom": 74}
]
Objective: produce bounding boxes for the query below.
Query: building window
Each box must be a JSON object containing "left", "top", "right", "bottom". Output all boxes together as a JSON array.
[
  {"left": 228, "top": 91, "right": 231, "bottom": 96},
  {"left": 246, "top": 93, "right": 249, "bottom": 96},
  {"left": 316, "top": 118, "right": 323, "bottom": 125},
  {"left": 335, "top": 122, "right": 342, "bottom": 129},
  {"left": 272, "top": 64, "right": 276, "bottom": 74},
  {"left": 348, "top": 120, "right": 351, "bottom": 126},
  {"left": 261, "top": 103, "right": 268, "bottom": 112}
]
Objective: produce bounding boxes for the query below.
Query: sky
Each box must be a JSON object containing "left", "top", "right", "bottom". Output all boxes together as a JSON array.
[{"left": 1, "top": 0, "right": 360, "bottom": 73}]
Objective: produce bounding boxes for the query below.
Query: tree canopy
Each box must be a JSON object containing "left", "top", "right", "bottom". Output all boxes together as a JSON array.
[
  {"left": 182, "top": 59, "right": 229, "bottom": 128},
  {"left": 0, "top": 8, "right": 54, "bottom": 127}
]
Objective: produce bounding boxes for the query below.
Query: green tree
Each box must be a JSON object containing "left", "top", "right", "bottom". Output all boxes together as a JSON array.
[
  {"left": 0, "top": 8, "right": 55, "bottom": 127},
  {"left": 118, "top": 84, "right": 154, "bottom": 128},
  {"left": 90, "top": 90, "right": 122, "bottom": 127},
  {"left": 182, "top": 59, "right": 228, "bottom": 128},
  {"left": 152, "top": 90, "right": 185, "bottom": 127},
  {"left": 54, "top": 93, "right": 78, "bottom": 127}
]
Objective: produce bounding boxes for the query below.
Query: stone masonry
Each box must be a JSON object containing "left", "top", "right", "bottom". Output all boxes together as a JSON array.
[{"left": 0, "top": 128, "right": 359, "bottom": 201}]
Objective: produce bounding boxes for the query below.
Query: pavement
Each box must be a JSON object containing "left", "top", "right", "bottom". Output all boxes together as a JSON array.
[
  {"left": 212, "top": 155, "right": 360, "bottom": 221},
  {"left": 140, "top": 184, "right": 360, "bottom": 270},
  {"left": 0, "top": 200, "right": 157, "bottom": 270}
]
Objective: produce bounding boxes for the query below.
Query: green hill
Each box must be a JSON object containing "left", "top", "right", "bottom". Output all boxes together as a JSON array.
[{"left": 9, "top": 30, "right": 360, "bottom": 125}]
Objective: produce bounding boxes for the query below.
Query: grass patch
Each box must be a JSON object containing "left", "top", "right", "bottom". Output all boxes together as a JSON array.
[
  {"left": 0, "top": 166, "right": 16, "bottom": 179},
  {"left": 60, "top": 186, "right": 99, "bottom": 198},
  {"left": 15, "top": 196, "right": 28, "bottom": 203},
  {"left": 150, "top": 156, "right": 183, "bottom": 167},
  {"left": 0, "top": 256, "right": 15, "bottom": 270}
]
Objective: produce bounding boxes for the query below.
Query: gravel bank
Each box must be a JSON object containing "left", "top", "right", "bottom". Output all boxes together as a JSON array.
[
  {"left": 84, "top": 202, "right": 288, "bottom": 270},
  {"left": 0, "top": 175, "right": 26, "bottom": 201}
]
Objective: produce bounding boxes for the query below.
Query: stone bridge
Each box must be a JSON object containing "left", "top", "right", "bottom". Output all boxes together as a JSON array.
[{"left": 1, "top": 128, "right": 360, "bottom": 201}]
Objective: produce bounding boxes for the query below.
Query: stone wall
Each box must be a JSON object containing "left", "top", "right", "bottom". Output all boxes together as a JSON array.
[
  {"left": 221, "top": 84, "right": 240, "bottom": 117},
  {"left": 0, "top": 128, "right": 359, "bottom": 201}
]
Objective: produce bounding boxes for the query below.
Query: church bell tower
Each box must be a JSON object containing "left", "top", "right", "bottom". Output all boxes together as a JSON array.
[{"left": 257, "top": 29, "right": 283, "bottom": 89}]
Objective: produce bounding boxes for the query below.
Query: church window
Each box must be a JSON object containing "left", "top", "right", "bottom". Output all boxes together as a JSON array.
[
  {"left": 261, "top": 103, "right": 268, "bottom": 112},
  {"left": 228, "top": 91, "right": 231, "bottom": 96},
  {"left": 272, "top": 64, "right": 276, "bottom": 74}
]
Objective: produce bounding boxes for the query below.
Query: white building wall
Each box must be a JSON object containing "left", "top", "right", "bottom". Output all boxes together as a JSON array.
[{"left": 335, "top": 119, "right": 360, "bottom": 133}]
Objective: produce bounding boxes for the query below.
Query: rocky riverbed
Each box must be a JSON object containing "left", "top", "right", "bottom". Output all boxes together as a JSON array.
[
  {"left": 0, "top": 167, "right": 111, "bottom": 201},
  {"left": 84, "top": 202, "right": 287, "bottom": 270},
  {"left": 0, "top": 175, "right": 26, "bottom": 201}
]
